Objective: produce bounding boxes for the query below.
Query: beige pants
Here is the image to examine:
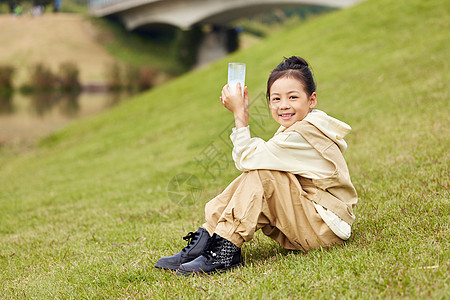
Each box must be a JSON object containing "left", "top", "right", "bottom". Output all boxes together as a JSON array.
[{"left": 202, "top": 170, "right": 343, "bottom": 251}]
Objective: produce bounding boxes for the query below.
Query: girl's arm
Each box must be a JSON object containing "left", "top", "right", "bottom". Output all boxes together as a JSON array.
[
  {"left": 231, "top": 128, "right": 335, "bottom": 179},
  {"left": 220, "top": 83, "right": 249, "bottom": 129}
]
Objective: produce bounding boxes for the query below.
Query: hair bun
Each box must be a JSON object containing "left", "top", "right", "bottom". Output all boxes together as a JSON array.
[
  {"left": 267, "top": 55, "right": 316, "bottom": 98},
  {"left": 284, "top": 56, "right": 309, "bottom": 68}
]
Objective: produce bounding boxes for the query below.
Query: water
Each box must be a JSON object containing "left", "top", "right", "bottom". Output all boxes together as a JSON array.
[{"left": 0, "top": 91, "right": 129, "bottom": 145}]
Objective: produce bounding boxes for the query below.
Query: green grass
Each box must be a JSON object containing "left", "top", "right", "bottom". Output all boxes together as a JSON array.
[{"left": 0, "top": 0, "right": 449, "bottom": 298}]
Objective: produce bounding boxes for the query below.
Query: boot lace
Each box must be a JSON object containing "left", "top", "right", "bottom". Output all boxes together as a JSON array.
[
  {"left": 202, "top": 233, "right": 220, "bottom": 260},
  {"left": 201, "top": 234, "right": 239, "bottom": 267},
  {"left": 181, "top": 231, "right": 199, "bottom": 252}
]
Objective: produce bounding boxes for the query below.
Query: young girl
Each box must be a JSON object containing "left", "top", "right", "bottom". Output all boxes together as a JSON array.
[{"left": 155, "top": 56, "right": 358, "bottom": 275}]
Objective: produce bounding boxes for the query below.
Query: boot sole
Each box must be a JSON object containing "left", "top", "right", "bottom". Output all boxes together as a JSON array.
[
  {"left": 176, "top": 261, "right": 245, "bottom": 277},
  {"left": 155, "top": 256, "right": 201, "bottom": 270},
  {"left": 154, "top": 261, "right": 182, "bottom": 271}
]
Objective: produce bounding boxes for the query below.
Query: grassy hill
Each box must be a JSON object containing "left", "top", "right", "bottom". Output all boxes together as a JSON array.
[{"left": 0, "top": 0, "right": 448, "bottom": 298}]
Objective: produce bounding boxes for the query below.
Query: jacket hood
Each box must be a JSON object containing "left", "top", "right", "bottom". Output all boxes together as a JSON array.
[
  {"left": 304, "top": 109, "right": 351, "bottom": 152},
  {"left": 277, "top": 109, "right": 352, "bottom": 152}
]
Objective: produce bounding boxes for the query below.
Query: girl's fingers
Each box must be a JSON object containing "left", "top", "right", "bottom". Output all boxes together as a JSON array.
[
  {"left": 236, "top": 82, "right": 241, "bottom": 94},
  {"left": 221, "top": 87, "right": 228, "bottom": 101},
  {"left": 221, "top": 83, "right": 249, "bottom": 112},
  {"left": 222, "top": 84, "right": 230, "bottom": 97},
  {"left": 244, "top": 86, "right": 249, "bottom": 109}
]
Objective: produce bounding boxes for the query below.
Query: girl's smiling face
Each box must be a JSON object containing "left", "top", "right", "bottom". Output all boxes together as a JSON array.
[{"left": 269, "top": 76, "right": 317, "bottom": 128}]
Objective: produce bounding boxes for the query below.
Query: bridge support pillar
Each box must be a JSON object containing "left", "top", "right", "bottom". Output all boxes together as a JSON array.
[{"left": 195, "top": 25, "right": 238, "bottom": 67}]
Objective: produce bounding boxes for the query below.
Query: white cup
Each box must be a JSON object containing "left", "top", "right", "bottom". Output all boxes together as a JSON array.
[{"left": 227, "top": 63, "right": 246, "bottom": 97}]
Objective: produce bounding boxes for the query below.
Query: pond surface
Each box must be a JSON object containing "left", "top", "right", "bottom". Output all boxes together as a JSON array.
[{"left": 0, "top": 91, "right": 130, "bottom": 145}]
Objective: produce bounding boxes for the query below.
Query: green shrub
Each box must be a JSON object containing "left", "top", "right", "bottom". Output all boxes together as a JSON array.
[
  {"left": 175, "top": 25, "right": 204, "bottom": 70},
  {"left": 58, "top": 61, "right": 81, "bottom": 92},
  {"left": 0, "top": 91, "right": 13, "bottom": 114},
  {"left": 105, "top": 62, "right": 123, "bottom": 91},
  {"left": 138, "top": 66, "right": 156, "bottom": 91},
  {"left": 0, "top": 65, "right": 15, "bottom": 91},
  {"left": 124, "top": 64, "right": 140, "bottom": 92},
  {"left": 105, "top": 62, "right": 156, "bottom": 92},
  {"left": 30, "top": 62, "right": 56, "bottom": 91}
]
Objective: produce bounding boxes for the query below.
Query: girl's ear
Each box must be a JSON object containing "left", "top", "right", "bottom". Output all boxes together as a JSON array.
[{"left": 309, "top": 92, "right": 318, "bottom": 109}]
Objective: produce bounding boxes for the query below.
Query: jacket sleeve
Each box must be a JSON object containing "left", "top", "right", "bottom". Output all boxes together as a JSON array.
[{"left": 230, "top": 126, "right": 334, "bottom": 178}]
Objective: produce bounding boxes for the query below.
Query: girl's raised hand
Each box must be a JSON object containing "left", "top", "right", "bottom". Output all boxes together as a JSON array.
[{"left": 220, "top": 83, "right": 249, "bottom": 128}]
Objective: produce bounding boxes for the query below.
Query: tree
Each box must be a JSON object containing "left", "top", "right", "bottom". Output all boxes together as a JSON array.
[{"left": 0, "top": 0, "right": 19, "bottom": 13}]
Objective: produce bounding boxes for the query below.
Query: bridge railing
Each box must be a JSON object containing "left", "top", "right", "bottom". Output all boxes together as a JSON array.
[{"left": 89, "top": 0, "right": 123, "bottom": 9}]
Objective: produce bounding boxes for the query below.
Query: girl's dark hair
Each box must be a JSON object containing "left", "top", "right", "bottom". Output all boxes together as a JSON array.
[{"left": 266, "top": 56, "right": 316, "bottom": 100}]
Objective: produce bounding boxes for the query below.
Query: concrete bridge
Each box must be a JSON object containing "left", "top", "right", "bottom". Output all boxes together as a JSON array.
[
  {"left": 89, "top": 0, "right": 364, "bottom": 66},
  {"left": 89, "top": 0, "right": 364, "bottom": 31}
]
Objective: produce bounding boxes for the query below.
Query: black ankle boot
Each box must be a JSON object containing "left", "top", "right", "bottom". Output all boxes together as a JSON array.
[
  {"left": 154, "top": 227, "right": 211, "bottom": 270},
  {"left": 176, "top": 233, "right": 244, "bottom": 276}
]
